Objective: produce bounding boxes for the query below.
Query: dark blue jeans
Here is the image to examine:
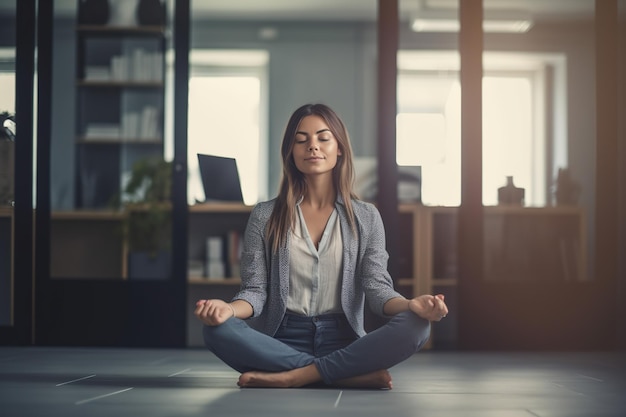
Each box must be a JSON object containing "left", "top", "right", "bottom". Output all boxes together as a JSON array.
[{"left": 203, "top": 311, "right": 430, "bottom": 385}]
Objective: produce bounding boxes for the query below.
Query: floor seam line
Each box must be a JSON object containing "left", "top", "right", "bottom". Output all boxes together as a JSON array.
[
  {"left": 334, "top": 390, "right": 343, "bottom": 408},
  {"left": 75, "top": 387, "right": 134, "bottom": 405},
  {"left": 56, "top": 374, "right": 96, "bottom": 386}
]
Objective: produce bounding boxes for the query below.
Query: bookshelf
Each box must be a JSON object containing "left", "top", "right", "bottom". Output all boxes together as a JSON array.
[
  {"left": 187, "top": 203, "right": 252, "bottom": 284},
  {"left": 74, "top": 25, "right": 166, "bottom": 209}
]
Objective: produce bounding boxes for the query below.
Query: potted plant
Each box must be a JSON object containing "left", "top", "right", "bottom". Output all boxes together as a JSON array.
[{"left": 114, "top": 156, "right": 173, "bottom": 279}]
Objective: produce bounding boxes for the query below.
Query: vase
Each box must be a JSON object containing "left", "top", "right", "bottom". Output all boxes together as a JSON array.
[
  {"left": 554, "top": 168, "right": 581, "bottom": 205},
  {"left": 498, "top": 176, "right": 525, "bottom": 205}
]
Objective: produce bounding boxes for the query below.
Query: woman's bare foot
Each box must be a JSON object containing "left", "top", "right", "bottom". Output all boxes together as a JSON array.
[
  {"left": 335, "top": 370, "right": 392, "bottom": 389},
  {"left": 238, "top": 367, "right": 392, "bottom": 390},
  {"left": 238, "top": 371, "right": 295, "bottom": 388},
  {"left": 238, "top": 364, "right": 321, "bottom": 388}
]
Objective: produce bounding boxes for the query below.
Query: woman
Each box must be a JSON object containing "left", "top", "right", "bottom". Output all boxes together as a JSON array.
[{"left": 194, "top": 103, "right": 448, "bottom": 389}]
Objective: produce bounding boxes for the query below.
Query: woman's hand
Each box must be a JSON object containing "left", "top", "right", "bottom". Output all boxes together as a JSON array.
[
  {"left": 408, "top": 294, "right": 448, "bottom": 322},
  {"left": 194, "top": 299, "right": 235, "bottom": 326}
]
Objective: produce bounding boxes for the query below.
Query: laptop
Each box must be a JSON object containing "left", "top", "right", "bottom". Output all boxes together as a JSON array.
[{"left": 197, "top": 154, "right": 244, "bottom": 203}]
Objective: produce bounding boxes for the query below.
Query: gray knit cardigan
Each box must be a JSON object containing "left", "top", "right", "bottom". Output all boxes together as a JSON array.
[{"left": 232, "top": 197, "right": 403, "bottom": 338}]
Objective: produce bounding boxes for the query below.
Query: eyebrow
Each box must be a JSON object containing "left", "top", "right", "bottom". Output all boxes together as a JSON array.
[{"left": 295, "top": 128, "right": 331, "bottom": 136}]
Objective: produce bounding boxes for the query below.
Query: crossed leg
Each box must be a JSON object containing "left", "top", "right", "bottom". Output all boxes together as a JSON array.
[{"left": 204, "top": 311, "right": 429, "bottom": 389}]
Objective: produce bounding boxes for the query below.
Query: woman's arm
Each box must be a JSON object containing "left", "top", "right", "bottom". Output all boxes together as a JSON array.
[
  {"left": 194, "top": 298, "right": 253, "bottom": 326},
  {"left": 358, "top": 205, "right": 404, "bottom": 314},
  {"left": 358, "top": 203, "right": 449, "bottom": 322},
  {"left": 194, "top": 202, "right": 272, "bottom": 326},
  {"left": 383, "top": 294, "right": 448, "bottom": 321},
  {"left": 230, "top": 202, "right": 273, "bottom": 317}
]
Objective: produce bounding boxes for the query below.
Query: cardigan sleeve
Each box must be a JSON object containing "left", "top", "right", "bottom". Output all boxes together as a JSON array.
[
  {"left": 231, "top": 202, "right": 271, "bottom": 317},
  {"left": 357, "top": 203, "right": 404, "bottom": 316}
]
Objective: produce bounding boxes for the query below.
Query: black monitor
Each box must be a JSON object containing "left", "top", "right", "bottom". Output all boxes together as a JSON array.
[{"left": 197, "top": 154, "right": 244, "bottom": 203}]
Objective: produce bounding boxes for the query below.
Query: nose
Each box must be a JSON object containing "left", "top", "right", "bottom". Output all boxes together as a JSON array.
[{"left": 308, "top": 143, "right": 319, "bottom": 151}]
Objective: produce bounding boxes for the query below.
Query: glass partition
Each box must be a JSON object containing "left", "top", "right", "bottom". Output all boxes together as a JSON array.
[
  {"left": 462, "top": 0, "right": 606, "bottom": 350},
  {"left": 398, "top": 0, "right": 460, "bottom": 349},
  {"left": 398, "top": 1, "right": 461, "bottom": 207},
  {"left": 0, "top": 2, "right": 16, "bottom": 327},
  {"left": 481, "top": 0, "right": 596, "bottom": 284},
  {"left": 49, "top": 0, "right": 174, "bottom": 282},
  {"left": 398, "top": 0, "right": 602, "bottom": 350}
]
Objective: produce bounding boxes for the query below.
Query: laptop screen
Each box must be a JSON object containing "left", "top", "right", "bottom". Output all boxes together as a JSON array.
[{"left": 197, "top": 154, "right": 244, "bottom": 203}]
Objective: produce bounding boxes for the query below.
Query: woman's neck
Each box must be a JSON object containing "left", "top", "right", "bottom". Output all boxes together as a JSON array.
[{"left": 302, "top": 176, "right": 336, "bottom": 209}]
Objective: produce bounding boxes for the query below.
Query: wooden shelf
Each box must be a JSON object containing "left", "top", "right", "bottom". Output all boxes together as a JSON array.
[
  {"left": 189, "top": 202, "right": 253, "bottom": 213},
  {"left": 51, "top": 210, "right": 124, "bottom": 220},
  {"left": 50, "top": 211, "right": 126, "bottom": 279},
  {"left": 76, "top": 25, "right": 165, "bottom": 35},
  {"left": 188, "top": 277, "right": 241, "bottom": 285},
  {"left": 77, "top": 80, "right": 164, "bottom": 88},
  {"left": 76, "top": 137, "right": 162, "bottom": 144},
  {"left": 482, "top": 205, "right": 584, "bottom": 215},
  {"left": 432, "top": 278, "right": 458, "bottom": 286}
]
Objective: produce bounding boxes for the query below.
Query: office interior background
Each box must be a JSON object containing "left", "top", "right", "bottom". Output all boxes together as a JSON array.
[{"left": 0, "top": 0, "right": 624, "bottom": 351}]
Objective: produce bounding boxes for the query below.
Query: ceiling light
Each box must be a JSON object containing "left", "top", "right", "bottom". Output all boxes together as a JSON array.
[{"left": 411, "top": 9, "right": 533, "bottom": 33}]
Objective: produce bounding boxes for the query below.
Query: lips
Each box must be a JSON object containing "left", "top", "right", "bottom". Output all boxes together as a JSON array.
[{"left": 305, "top": 156, "right": 325, "bottom": 161}]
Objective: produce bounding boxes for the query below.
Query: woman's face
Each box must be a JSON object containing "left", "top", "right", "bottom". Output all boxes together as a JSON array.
[{"left": 291, "top": 115, "right": 342, "bottom": 178}]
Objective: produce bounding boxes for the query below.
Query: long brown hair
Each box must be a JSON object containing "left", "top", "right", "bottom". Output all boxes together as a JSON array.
[{"left": 266, "top": 104, "right": 358, "bottom": 253}]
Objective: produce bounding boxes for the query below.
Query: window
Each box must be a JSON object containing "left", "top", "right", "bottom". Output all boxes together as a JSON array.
[
  {"left": 0, "top": 73, "right": 15, "bottom": 114},
  {"left": 0, "top": 49, "right": 16, "bottom": 114},
  {"left": 187, "top": 50, "right": 269, "bottom": 206},
  {"left": 398, "top": 51, "right": 566, "bottom": 207}
]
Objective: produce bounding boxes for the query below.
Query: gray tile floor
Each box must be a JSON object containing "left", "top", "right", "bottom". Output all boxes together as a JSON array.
[{"left": 1, "top": 347, "right": 625, "bottom": 417}]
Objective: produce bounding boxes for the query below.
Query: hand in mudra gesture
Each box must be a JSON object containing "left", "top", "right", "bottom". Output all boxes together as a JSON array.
[
  {"left": 408, "top": 294, "right": 448, "bottom": 322},
  {"left": 194, "top": 299, "right": 234, "bottom": 326}
]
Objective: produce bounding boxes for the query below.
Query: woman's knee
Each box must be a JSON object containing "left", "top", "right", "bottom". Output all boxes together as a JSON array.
[
  {"left": 202, "top": 319, "right": 234, "bottom": 351},
  {"left": 394, "top": 311, "right": 431, "bottom": 350}
]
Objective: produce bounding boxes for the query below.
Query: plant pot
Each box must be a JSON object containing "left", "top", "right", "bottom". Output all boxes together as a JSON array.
[{"left": 128, "top": 249, "right": 171, "bottom": 280}]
